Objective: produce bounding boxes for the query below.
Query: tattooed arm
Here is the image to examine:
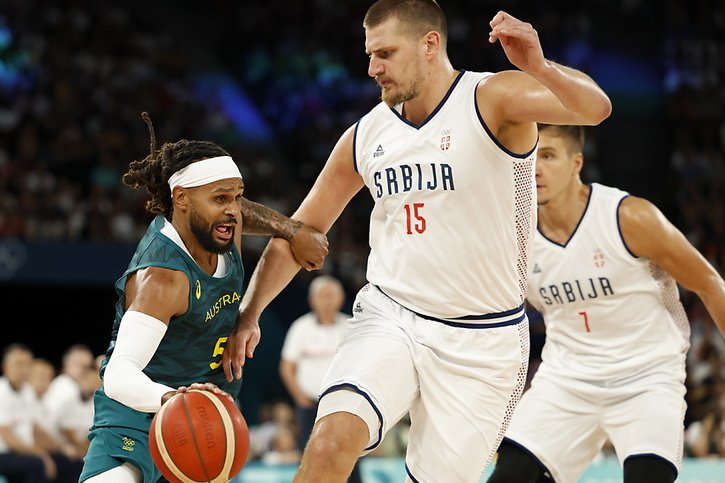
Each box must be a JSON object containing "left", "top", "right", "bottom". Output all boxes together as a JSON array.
[
  {"left": 241, "top": 198, "right": 329, "bottom": 270},
  {"left": 241, "top": 198, "right": 301, "bottom": 239}
]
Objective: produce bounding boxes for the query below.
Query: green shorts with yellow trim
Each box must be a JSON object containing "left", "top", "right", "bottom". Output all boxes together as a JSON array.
[{"left": 79, "top": 426, "right": 165, "bottom": 482}]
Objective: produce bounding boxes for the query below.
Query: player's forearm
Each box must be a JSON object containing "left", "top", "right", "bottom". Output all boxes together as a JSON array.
[
  {"left": 697, "top": 273, "right": 725, "bottom": 336},
  {"left": 530, "top": 61, "right": 611, "bottom": 125},
  {"left": 240, "top": 198, "right": 301, "bottom": 240},
  {"left": 240, "top": 238, "right": 302, "bottom": 317}
]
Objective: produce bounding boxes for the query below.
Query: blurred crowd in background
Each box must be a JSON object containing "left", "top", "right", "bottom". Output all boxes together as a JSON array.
[{"left": 1, "top": 0, "right": 724, "bottom": 468}]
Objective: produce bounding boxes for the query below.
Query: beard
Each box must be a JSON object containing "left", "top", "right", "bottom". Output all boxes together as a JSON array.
[
  {"left": 189, "top": 205, "right": 232, "bottom": 254},
  {"left": 379, "top": 64, "right": 424, "bottom": 107}
]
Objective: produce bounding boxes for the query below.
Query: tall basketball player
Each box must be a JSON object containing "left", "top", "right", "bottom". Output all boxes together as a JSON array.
[
  {"left": 222, "top": 2, "right": 612, "bottom": 482},
  {"left": 487, "top": 124, "right": 725, "bottom": 483}
]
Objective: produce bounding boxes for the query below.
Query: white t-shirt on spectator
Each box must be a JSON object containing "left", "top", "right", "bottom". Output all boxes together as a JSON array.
[
  {"left": 43, "top": 373, "right": 81, "bottom": 433},
  {"left": 281, "top": 312, "right": 350, "bottom": 400},
  {"left": 0, "top": 377, "right": 37, "bottom": 452},
  {"left": 57, "top": 397, "right": 94, "bottom": 443}
]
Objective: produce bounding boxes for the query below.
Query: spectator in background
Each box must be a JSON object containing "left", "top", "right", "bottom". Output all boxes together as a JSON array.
[
  {"left": 279, "top": 276, "right": 349, "bottom": 449},
  {"left": 28, "top": 358, "right": 56, "bottom": 401},
  {"left": 260, "top": 426, "right": 301, "bottom": 466},
  {"left": 248, "top": 400, "right": 297, "bottom": 462},
  {"left": 43, "top": 344, "right": 94, "bottom": 438},
  {"left": 686, "top": 386, "right": 725, "bottom": 457},
  {"left": 278, "top": 275, "right": 361, "bottom": 482},
  {"left": 28, "top": 358, "right": 62, "bottom": 445},
  {"left": 57, "top": 368, "right": 101, "bottom": 457},
  {"left": 0, "top": 343, "right": 83, "bottom": 483}
]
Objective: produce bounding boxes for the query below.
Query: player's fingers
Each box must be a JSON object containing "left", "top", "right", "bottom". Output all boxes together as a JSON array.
[
  {"left": 489, "top": 10, "right": 506, "bottom": 28},
  {"left": 222, "top": 348, "right": 234, "bottom": 382},
  {"left": 246, "top": 334, "right": 259, "bottom": 359},
  {"left": 232, "top": 355, "right": 244, "bottom": 380}
]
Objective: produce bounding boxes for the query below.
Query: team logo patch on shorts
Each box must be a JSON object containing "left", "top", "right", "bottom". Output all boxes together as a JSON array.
[{"left": 121, "top": 436, "right": 136, "bottom": 452}]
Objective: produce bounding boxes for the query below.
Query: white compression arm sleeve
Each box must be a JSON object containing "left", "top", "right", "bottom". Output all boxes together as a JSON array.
[{"left": 103, "top": 310, "right": 176, "bottom": 413}]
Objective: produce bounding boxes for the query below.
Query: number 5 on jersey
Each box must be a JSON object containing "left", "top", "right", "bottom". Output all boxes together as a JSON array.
[
  {"left": 209, "top": 337, "right": 227, "bottom": 370},
  {"left": 404, "top": 203, "right": 426, "bottom": 234}
]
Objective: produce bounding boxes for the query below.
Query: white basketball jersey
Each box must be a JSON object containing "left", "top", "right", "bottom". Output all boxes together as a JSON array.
[
  {"left": 353, "top": 70, "right": 537, "bottom": 320},
  {"left": 527, "top": 183, "right": 690, "bottom": 383}
]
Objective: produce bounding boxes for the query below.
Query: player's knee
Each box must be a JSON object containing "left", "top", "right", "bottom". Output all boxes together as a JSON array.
[
  {"left": 487, "top": 441, "right": 549, "bottom": 483},
  {"left": 623, "top": 455, "right": 676, "bottom": 483},
  {"left": 306, "top": 412, "right": 369, "bottom": 460}
]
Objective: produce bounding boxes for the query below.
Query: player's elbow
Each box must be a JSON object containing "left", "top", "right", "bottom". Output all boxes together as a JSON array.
[
  {"left": 587, "top": 95, "right": 612, "bottom": 125},
  {"left": 103, "top": 356, "right": 133, "bottom": 405}
]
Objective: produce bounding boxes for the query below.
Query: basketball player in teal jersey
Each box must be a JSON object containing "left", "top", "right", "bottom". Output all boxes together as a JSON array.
[
  {"left": 487, "top": 125, "right": 725, "bottom": 483},
  {"left": 79, "top": 113, "right": 329, "bottom": 483}
]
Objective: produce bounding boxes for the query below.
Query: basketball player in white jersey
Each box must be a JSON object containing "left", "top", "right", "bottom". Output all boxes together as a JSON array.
[
  {"left": 222, "top": 2, "right": 611, "bottom": 482},
  {"left": 487, "top": 124, "right": 725, "bottom": 483}
]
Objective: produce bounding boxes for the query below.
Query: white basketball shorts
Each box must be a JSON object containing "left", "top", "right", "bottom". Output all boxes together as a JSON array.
[
  {"left": 316, "top": 284, "right": 530, "bottom": 483},
  {"left": 504, "top": 368, "right": 687, "bottom": 483}
]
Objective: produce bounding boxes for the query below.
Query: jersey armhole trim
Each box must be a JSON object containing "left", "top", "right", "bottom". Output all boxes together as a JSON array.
[
  {"left": 474, "top": 81, "right": 537, "bottom": 160},
  {"left": 352, "top": 120, "right": 361, "bottom": 173},
  {"left": 616, "top": 195, "right": 639, "bottom": 259}
]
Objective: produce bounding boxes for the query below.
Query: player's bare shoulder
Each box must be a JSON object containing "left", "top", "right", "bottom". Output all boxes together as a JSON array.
[
  {"left": 618, "top": 195, "right": 672, "bottom": 258},
  {"left": 618, "top": 195, "right": 664, "bottom": 229},
  {"left": 476, "top": 70, "right": 538, "bottom": 153},
  {"left": 475, "top": 70, "right": 530, "bottom": 106},
  {"left": 126, "top": 266, "right": 190, "bottom": 317}
]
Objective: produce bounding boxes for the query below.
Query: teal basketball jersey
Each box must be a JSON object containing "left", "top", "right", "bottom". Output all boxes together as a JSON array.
[{"left": 93, "top": 215, "right": 244, "bottom": 432}]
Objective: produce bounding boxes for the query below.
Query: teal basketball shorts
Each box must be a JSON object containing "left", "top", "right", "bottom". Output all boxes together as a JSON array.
[{"left": 79, "top": 426, "right": 166, "bottom": 482}]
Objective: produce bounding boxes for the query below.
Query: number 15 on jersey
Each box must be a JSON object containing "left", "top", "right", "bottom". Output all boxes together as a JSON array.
[{"left": 404, "top": 203, "right": 426, "bottom": 234}]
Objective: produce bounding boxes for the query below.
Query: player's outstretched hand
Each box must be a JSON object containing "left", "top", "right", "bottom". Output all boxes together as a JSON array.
[
  {"left": 290, "top": 223, "right": 329, "bottom": 271},
  {"left": 488, "top": 11, "right": 546, "bottom": 75},
  {"left": 222, "top": 310, "right": 261, "bottom": 382}
]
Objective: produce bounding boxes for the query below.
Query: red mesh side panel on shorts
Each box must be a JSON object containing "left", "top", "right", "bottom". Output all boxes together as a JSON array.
[
  {"left": 513, "top": 158, "right": 535, "bottom": 303},
  {"left": 483, "top": 318, "right": 531, "bottom": 471},
  {"left": 649, "top": 261, "right": 690, "bottom": 467}
]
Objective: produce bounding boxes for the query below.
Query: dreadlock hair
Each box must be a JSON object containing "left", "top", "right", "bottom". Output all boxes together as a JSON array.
[{"left": 122, "top": 112, "right": 230, "bottom": 219}]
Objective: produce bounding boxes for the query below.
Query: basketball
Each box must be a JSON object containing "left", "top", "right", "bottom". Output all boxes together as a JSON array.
[{"left": 149, "top": 389, "right": 250, "bottom": 483}]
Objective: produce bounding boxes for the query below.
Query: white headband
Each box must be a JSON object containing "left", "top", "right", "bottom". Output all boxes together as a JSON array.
[{"left": 168, "top": 156, "right": 243, "bottom": 194}]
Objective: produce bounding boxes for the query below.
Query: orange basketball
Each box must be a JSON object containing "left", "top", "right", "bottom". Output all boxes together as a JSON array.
[{"left": 149, "top": 389, "right": 250, "bottom": 483}]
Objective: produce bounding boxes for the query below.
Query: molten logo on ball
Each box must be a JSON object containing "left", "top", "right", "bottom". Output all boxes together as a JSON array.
[{"left": 149, "top": 390, "right": 250, "bottom": 483}]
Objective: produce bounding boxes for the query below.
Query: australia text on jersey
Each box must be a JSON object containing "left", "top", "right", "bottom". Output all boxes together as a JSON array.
[
  {"left": 204, "top": 291, "right": 242, "bottom": 323},
  {"left": 373, "top": 163, "right": 455, "bottom": 199}
]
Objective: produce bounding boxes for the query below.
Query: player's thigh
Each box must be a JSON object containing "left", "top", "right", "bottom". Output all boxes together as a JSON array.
[
  {"left": 84, "top": 462, "right": 142, "bottom": 483},
  {"left": 80, "top": 427, "right": 161, "bottom": 483},
  {"left": 318, "top": 288, "right": 419, "bottom": 452},
  {"left": 503, "top": 374, "right": 608, "bottom": 483},
  {"left": 404, "top": 321, "right": 529, "bottom": 483},
  {"left": 604, "top": 382, "right": 686, "bottom": 472}
]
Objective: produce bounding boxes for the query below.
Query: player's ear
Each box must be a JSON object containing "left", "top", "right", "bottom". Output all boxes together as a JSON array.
[
  {"left": 572, "top": 152, "right": 584, "bottom": 177},
  {"left": 172, "top": 186, "right": 189, "bottom": 212},
  {"left": 424, "top": 31, "right": 440, "bottom": 55}
]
